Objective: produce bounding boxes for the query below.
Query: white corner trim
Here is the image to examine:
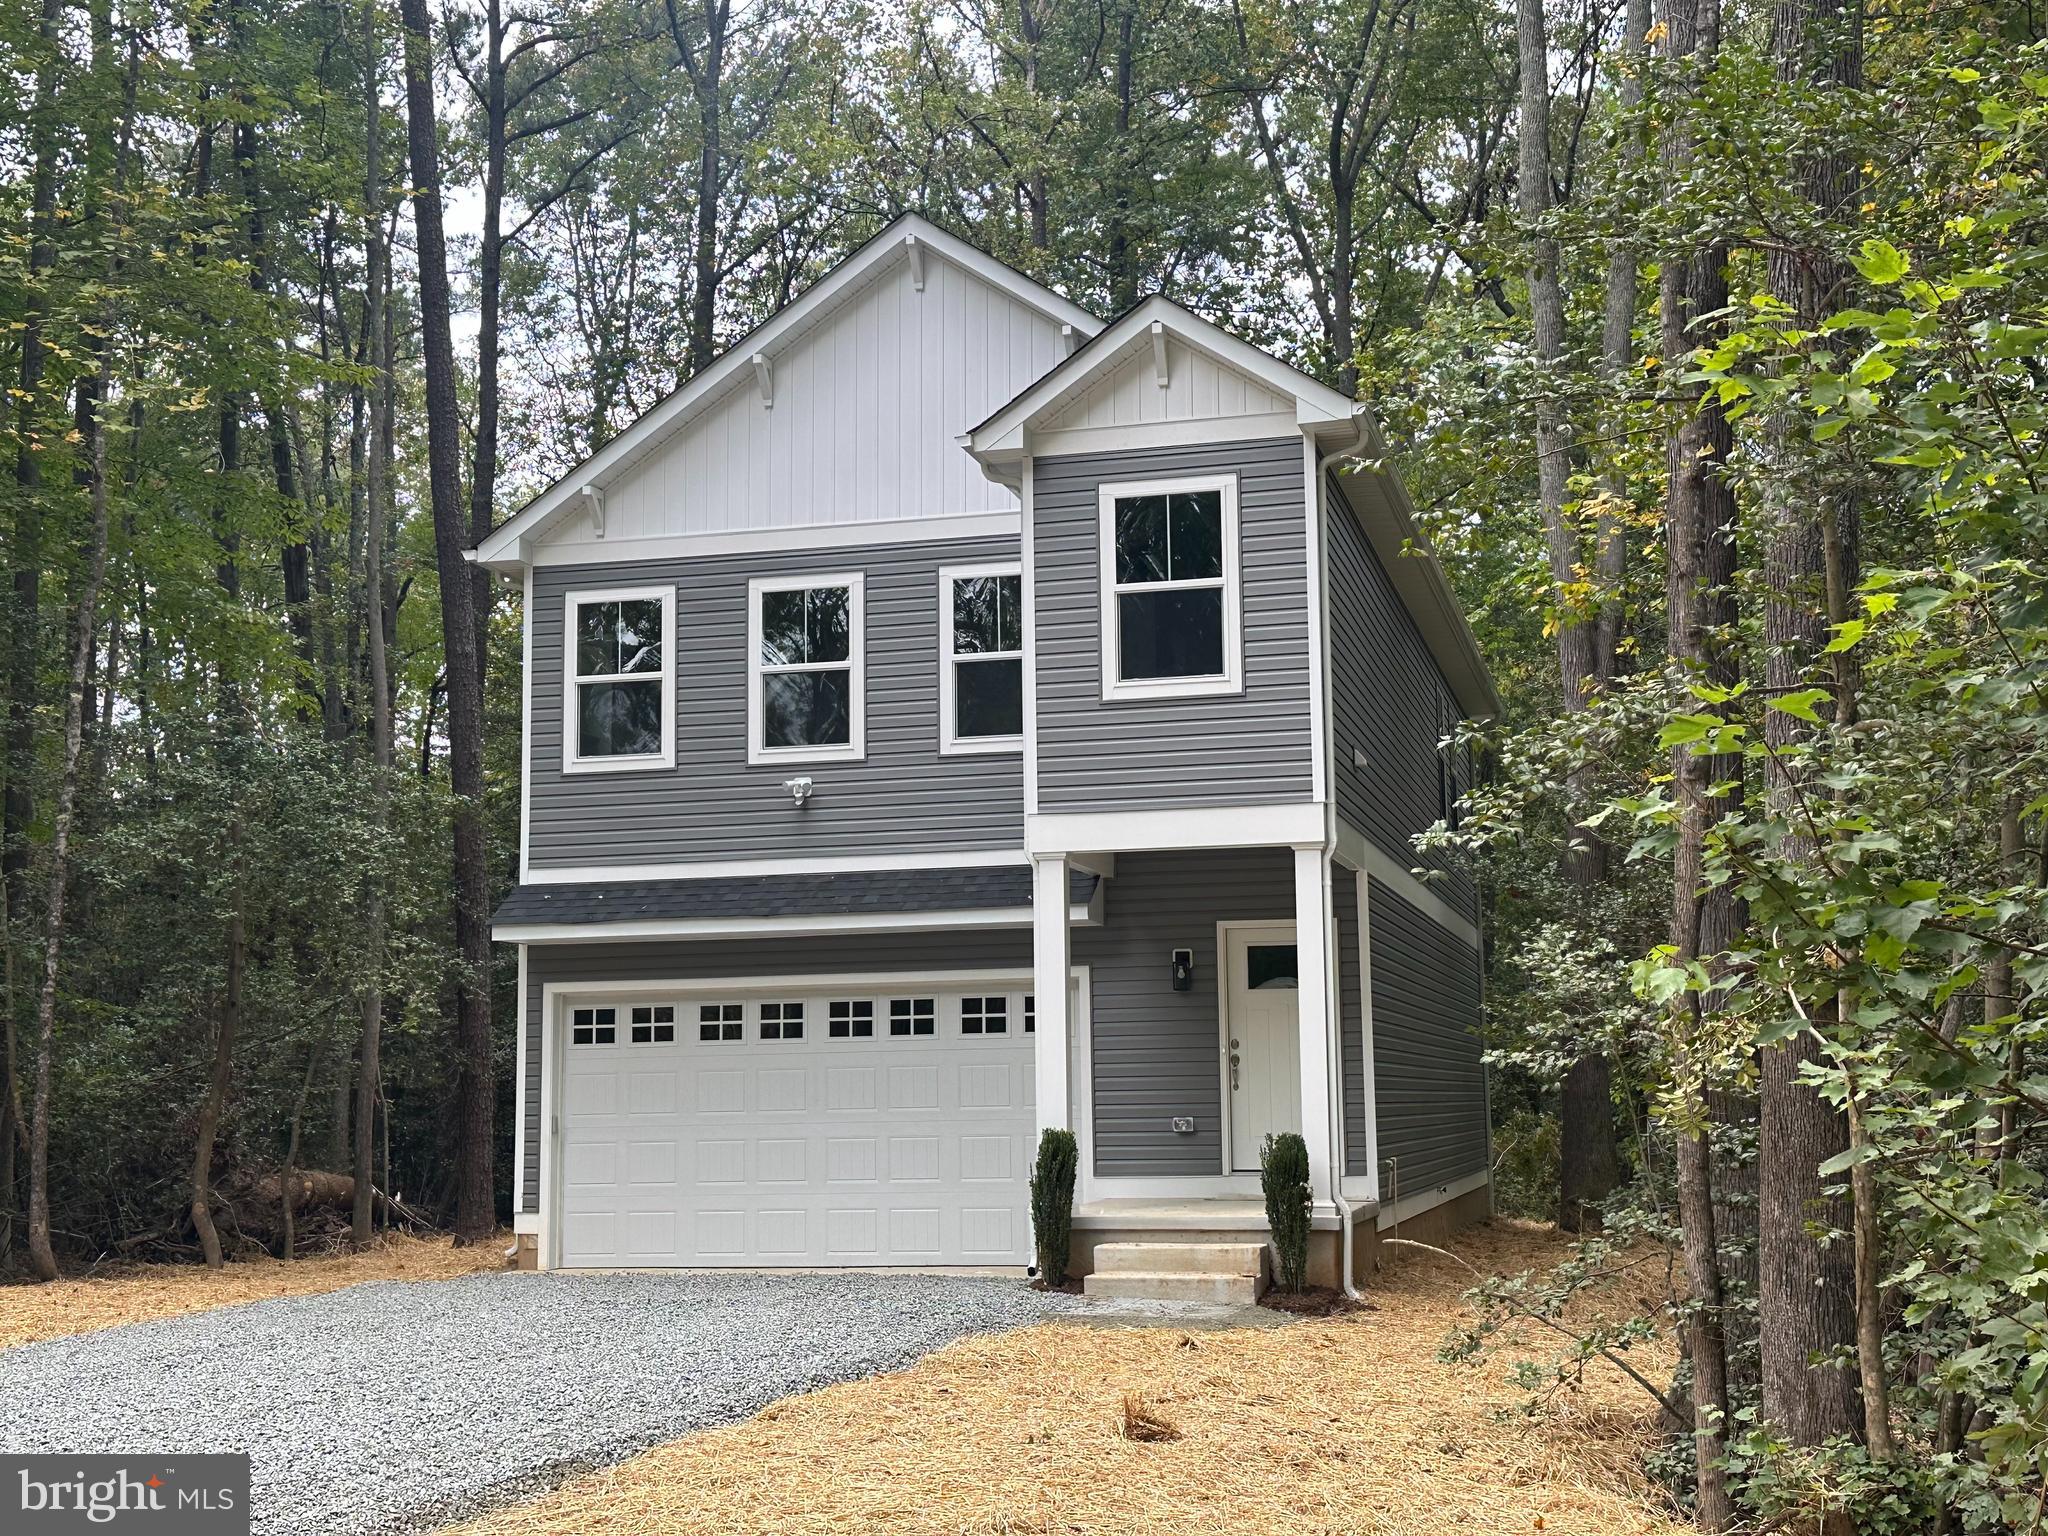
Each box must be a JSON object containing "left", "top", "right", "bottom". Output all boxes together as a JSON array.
[
  {"left": 496, "top": 903, "right": 1096, "bottom": 945},
  {"left": 1375, "top": 1168, "right": 1491, "bottom": 1231},
  {"left": 1021, "top": 456, "right": 1040, "bottom": 816},
  {"left": 1097, "top": 472, "right": 1243, "bottom": 703},
  {"left": 937, "top": 560, "right": 1024, "bottom": 757},
  {"left": 1304, "top": 434, "right": 1329, "bottom": 807},
  {"left": 519, "top": 565, "right": 534, "bottom": 879},
  {"left": 1025, "top": 801, "right": 1324, "bottom": 856},
  {"left": 529, "top": 512, "right": 1022, "bottom": 570},
  {"left": 1355, "top": 867, "right": 1380, "bottom": 1195},
  {"left": 521, "top": 849, "right": 1030, "bottom": 885},
  {"left": 559, "top": 584, "right": 677, "bottom": 775},
  {"left": 1333, "top": 815, "right": 1481, "bottom": 951},
  {"left": 745, "top": 571, "right": 866, "bottom": 766}
]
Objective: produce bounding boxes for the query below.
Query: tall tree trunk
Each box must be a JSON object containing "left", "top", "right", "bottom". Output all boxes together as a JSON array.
[
  {"left": 1756, "top": 0, "right": 1864, "bottom": 1455},
  {"left": 5, "top": 0, "right": 65, "bottom": 923},
  {"left": 1657, "top": 0, "right": 1740, "bottom": 1520},
  {"left": 1519, "top": 0, "right": 1621, "bottom": 1230},
  {"left": 354, "top": 0, "right": 391, "bottom": 1249},
  {"left": 400, "top": 0, "right": 496, "bottom": 1244},
  {"left": 189, "top": 855, "right": 243, "bottom": 1269},
  {"left": 470, "top": 0, "right": 507, "bottom": 570},
  {"left": 1019, "top": 0, "right": 1048, "bottom": 248},
  {"left": 26, "top": 31, "right": 136, "bottom": 1283},
  {"left": 666, "top": 0, "right": 729, "bottom": 378}
]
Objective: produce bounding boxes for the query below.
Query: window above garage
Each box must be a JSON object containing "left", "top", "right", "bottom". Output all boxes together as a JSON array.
[
  {"left": 562, "top": 587, "right": 674, "bottom": 774},
  {"left": 748, "top": 575, "right": 865, "bottom": 765},
  {"left": 1098, "top": 474, "right": 1241, "bottom": 702}
]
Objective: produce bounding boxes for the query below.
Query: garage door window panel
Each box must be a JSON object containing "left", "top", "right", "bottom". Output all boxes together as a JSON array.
[
  {"left": 629, "top": 1004, "right": 676, "bottom": 1043},
  {"left": 761, "top": 1001, "right": 805, "bottom": 1040},
  {"left": 828, "top": 1000, "right": 875, "bottom": 1038},
  {"left": 889, "top": 997, "right": 935, "bottom": 1037},
  {"left": 571, "top": 1006, "right": 617, "bottom": 1046}
]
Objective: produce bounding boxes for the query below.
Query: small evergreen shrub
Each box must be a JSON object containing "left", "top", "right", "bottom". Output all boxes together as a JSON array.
[
  {"left": 1261, "top": 1131, "right": 1312, "bottom": 1293},
  {"left": 1030, "top": 1127, "right": 1079, "bottom": 1285}
]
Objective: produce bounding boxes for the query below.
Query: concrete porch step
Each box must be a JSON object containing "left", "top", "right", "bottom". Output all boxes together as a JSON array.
[
  {"left": 1083, "top": 1268, "right": 1268, "bottom": 1304},
  {"left": 1091, "top": 1240, "right": 1270, "bottom": 1277}
]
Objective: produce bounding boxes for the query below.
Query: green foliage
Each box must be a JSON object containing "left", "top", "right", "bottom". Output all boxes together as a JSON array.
[
  {"left": 1029, "top": 1127, "right": 1078, "bottom": 1287},
  {"left": 1259, "top": 1131, "right": 1311, "bottom": 1294}
]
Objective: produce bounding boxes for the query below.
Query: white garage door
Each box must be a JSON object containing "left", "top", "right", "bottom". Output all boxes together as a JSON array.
[{"left": 556, "top": 984, "right": 1036, "bottom": 1267}]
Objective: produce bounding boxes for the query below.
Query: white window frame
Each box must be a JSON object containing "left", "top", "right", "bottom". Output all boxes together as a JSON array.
[
  {"left": 746, "top": 572, "right": 866, "bottom": 766},
  {"left": 1097, "top": 472, "right": 1243, "bottom": 702},
  {"left": 560, "top": 584, "right": 675, "bottom": 774},
  {"left": 938, "top": 561, "right": 1024, "bottom": 756}
]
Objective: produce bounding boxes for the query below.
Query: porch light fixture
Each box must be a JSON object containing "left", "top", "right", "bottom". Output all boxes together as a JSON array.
[
  {"left": 783, "top": 775, "right": 815, "bottom": 807},
  {"left": 1170, "top": 949, "right": 1194, "bottom": 991}
]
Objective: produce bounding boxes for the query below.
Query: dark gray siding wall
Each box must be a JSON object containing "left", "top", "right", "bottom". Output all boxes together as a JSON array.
[
  {"left": 528, "top": 537, "right": 1022, "bottom": 869},
  {"left": 1327, "top": 477, "right": 1475, "bottom": 914},
  {"left": 1034, "top": 438, "right": 1313, "bottom": 811},
  {"left": 519, "top": 929, "right": 1034, "bottom": 1212},
  {"left": 1336, "top": 871, "right": 1368, "bottom": 1177},
  {"left": 1072, "top": 848, "right": 1294, "bottom": 1177},
  {"left": 1369, "top": 876, "right": 1487, "bottom": 1198}
]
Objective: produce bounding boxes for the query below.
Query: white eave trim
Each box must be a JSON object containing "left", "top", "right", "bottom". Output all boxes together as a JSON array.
[
  {"left": 495, "top": 902, "right": 1097, "bottom": 945},
  {"left": 1026, "top": 801, "right": 1326, "bottom": 856},
  {"left": 475, "top": 215, "right": 1100, "bottom": 572}
]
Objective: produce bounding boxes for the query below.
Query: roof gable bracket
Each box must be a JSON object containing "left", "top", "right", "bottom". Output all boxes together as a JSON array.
[
  {"left": 905, "top": 233, "right": 926, "bottom": 292},
  {"left": 576, "top": 484, "right": 605, "bottom": 539},
  {"left": 1149, "top": 320, "right": 1169, "bottom": 389},
  {"left": 751, "top": 353, "right": 773, "bottom": 408}
]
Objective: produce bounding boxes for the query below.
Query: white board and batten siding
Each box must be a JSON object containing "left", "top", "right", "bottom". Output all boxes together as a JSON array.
[
  {"left": 539, "top": 255, "right": 1074, "bottom": 560},
  {"left": 1039, "top": 334, "right": 1297, "bottom": 437}
]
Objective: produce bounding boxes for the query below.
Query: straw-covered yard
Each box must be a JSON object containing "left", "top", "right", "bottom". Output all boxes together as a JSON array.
[
  {"left": 448, "top": 1219, "right": 1688, "bottom": 1536},
  {"left": 0, "top": 1233, "right": 503, "bottom": 1350}
]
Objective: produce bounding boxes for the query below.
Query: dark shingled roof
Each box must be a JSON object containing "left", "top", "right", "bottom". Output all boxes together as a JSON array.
[{"left": 493, "top": 866, "right": 1097, "bottom": 929}]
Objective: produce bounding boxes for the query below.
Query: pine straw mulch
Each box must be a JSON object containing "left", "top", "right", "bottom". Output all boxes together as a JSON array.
[
  {"left": 446, "top": 1219, "right": 1688, "bottom": 1536},
  {"left": 0, "top": 1233, "right": 505, "bottom": 1350}
]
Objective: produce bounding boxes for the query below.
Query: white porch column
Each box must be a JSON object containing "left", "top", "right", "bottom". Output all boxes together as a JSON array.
[
  {"left": 1293, "top": 843, "right": 1339, "bottom": 1201},
  {"left": 1031, "top": 853, "right": 1073, "bottom": 1142}
]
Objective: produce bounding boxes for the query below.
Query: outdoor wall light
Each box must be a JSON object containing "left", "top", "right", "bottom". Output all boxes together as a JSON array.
[
  {"left": 783, "top": 776, "right": 815, "bottom": 807},
  {"left": 1170, "top": 949, "right": 1194, "bottom": 991}
]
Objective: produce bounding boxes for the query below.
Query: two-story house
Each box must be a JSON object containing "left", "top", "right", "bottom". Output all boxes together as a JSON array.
[{"left": 476, "top": 215, "right": 1496, "bottom": 1292}]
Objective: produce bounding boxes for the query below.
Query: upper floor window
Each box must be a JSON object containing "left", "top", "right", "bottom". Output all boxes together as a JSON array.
[
  {"left": 1097, "top": 474, "right": 1241, "bottom": 701},
  {"left": 747, "top": 574, "right": 865, "bottom": 765},
  {"left": 563, "top": 586, "right": 674, "bottom": 773},
  {"left": 940, "top": 565, "right": 1023, "bottom": 754}
]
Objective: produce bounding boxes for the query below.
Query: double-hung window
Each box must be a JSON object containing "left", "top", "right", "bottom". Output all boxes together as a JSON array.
[
  {"left": 562, "top": 586, "right": 674, "bottom": 772},
  {"left": 939, "top": 564, "right": 1023, "bottom": 753},
  {"left": 747, "top": 575, "right": 864, "bottom": 764},
  {"left": 1098, "top": 474, "right": 1241, "bottom": 700}
]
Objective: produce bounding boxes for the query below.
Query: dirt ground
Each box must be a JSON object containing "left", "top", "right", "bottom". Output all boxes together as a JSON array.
[
  {"left": 0, "top": 1234, "right": 504, "bottom": 1350},
  {"left": 447, "top": 1219, "right": 1689, "bottom": 1536}
]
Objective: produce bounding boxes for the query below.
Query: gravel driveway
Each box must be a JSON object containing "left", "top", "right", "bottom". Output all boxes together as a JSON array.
[{"left": 0, "top": 1269, "right": 1088, "bottom": 1535}]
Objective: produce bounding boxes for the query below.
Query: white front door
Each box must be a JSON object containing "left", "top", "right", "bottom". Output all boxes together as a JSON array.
[{"left": 1224, "top": 925, "right": 1302, "bottom": 1173}]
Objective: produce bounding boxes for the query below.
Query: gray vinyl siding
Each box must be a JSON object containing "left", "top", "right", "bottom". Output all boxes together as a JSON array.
[
  {"left": 1033, "top": 438, "right": 1313, "bottom": 811},
  {"left": 1336, "top": 871, "right": 1368, "bottom": 1177},
  {"left": 1072, "top": 848, "right": 1294, "bottom": 1177},
  {"left": 520, "top": 929, "right": 1035, "bottom": 1212},
  {"left": 1327, "top": 476, "right": 1476, "bottom": 914},
  {"left": 527, "top": 537, "right": 1021, "bottom": 870},
  {"left": 1369, "top": 876, "right": 1487, "bottom": 1199}
]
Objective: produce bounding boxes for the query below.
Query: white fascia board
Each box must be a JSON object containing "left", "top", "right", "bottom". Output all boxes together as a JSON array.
[
  {"left": 1025, "top": 801, "right": 1325, "bottom": 856},
  {"left": 530, "top": 512, "right": 1020, "bottom": 571},
  {"left": 495, "top": 902, "right": 1096, "bottom": 945},
  {"left": 520, "top": 849, "right": 1029, "bottom": 884},
  {"left": 476, "top": 215, "right": 1099, "bottom": 571},
  {"left": 967, "top": 296, "right": 1356, "bottom": 462}
]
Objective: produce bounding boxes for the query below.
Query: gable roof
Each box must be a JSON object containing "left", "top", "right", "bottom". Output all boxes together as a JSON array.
[
  {"left": 473, "top": 214, "right": 1102, "bottom": 572},
  {"left": 963, "top": 294, "right": 1357, "bottom": 466}
]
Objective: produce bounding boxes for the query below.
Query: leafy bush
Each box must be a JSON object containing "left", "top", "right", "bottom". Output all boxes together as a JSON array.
[
  {"left": 1029, "top": 1128, "right": 1078, "bottom": 1286},
  {"left": 1260, "top": 1132, "right": 1312, "bottom": 1293}
]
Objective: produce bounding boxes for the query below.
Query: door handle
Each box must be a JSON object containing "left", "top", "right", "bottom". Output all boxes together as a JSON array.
[{"left": 1230, "top": 1053, "right": 1240, "bottom": 1089}]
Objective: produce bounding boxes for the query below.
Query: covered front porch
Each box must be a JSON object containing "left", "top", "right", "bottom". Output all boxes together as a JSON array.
[{"left": 1025, "top": 815, "right": 1389, "bottom": 1291}]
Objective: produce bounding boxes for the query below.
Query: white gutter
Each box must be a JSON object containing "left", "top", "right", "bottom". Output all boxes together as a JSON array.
[{"left": 1318, "top": 406, "right": 1370, "bottom": 1302}]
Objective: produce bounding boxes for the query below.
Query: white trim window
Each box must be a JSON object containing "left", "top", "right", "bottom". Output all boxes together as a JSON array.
[
  {"left": 561, "top": 586, "right": 674, "bottom": 772},
  {"left": 1098, "top": 473, "right": 1242, "bottom": 700},
  {"left": 939, "top": 562, "right": 1023, "bottom": 754},
  {"left": 747, "top": 573, "right": 865, "bottom": 764}
]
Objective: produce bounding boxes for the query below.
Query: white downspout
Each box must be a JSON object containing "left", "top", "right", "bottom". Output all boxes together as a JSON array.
[{"left": 1317, "top": 406, "right": 1370, "bottom": 1302}]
